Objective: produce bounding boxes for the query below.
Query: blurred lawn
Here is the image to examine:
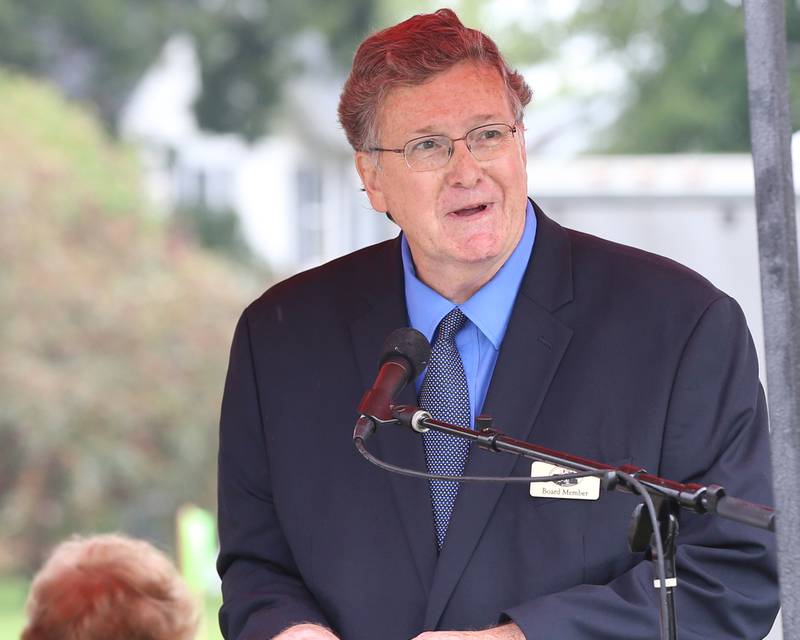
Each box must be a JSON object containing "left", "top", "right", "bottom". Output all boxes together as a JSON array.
[
  {"left": 0, "top": 578, "right": 26, "bottom": 639},
  {"left": 201, "top": 593, "right": 225, "bottom": 640},
  {"left": 0, "top": 578, "right": 223, "bottom": 639}
]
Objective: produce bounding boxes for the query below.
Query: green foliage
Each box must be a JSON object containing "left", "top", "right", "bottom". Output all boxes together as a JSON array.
[
  {"left": 188, "top": 0, "right": 378, "bottom": 139},
  {"left": 0, "top": 0, "right": 548, "bottom": 141},
  {"left": 0, "top": 0, "right": 380, "bottom": 139},
  {"left": 3, "top": 0, "right": 791, "bottom": 153},
  {"left": 566, "top": 0, "right": 800, "bottom": 152},
  {"left": 172, "top": 203, "right": 264, "bottom": 271},
  {"left": 0, "top": 0, "right": 184, "bottom": 128},
  {"left": 0, "top": 69, "right": 259, "bottom": 572},
  {"left": 0, "top": 69, "right": 144, "bottom": 219}
]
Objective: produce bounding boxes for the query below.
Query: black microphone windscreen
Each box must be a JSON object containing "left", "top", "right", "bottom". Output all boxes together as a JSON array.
[{"left": 379, "top": 328, "right": 431, "bottom": 380}]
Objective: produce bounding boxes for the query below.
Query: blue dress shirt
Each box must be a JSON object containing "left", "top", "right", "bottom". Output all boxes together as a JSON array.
[{"left": 401, "top": 200, "right": 537, "bottom": 427}]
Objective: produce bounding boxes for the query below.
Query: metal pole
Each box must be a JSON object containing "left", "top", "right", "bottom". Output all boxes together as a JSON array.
[{"left": 743, "top": 0, "right": 800, "bottom": 637}]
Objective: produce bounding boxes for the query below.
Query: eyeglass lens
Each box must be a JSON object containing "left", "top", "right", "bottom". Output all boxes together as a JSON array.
[{"left": 404, "top": 123, "right": 515, "bottom": 171}]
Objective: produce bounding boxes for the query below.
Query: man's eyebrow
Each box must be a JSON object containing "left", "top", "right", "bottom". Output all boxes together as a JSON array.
[
  {"left": 407, "top": 125, "right": 440, "bottom": 136},
  {"left": 468, "top": 114, "right": 503, "bottom": 126}
]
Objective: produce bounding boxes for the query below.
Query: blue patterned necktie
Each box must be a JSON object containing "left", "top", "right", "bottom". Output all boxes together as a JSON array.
[{"left": 419, "top": 308, "right": 471, "bottom": 548}]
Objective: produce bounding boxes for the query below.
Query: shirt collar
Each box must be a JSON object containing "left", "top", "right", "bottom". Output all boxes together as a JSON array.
[{"left": 402, "top": 200, "right": 537, "bottom": 348}]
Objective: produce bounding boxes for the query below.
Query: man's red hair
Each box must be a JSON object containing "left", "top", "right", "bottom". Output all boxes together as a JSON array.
[{"left": 338, "top": 8, "right": 532, "bottom": 152}]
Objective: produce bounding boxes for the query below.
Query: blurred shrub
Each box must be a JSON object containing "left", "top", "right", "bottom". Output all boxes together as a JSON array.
[{"left": 0, "top": 69, "right": 260, "bottom": 572}]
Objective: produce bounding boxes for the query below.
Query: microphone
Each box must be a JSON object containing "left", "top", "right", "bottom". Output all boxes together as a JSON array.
[{"left": 357, "top": 328, "right": 431, "bottom": 423}]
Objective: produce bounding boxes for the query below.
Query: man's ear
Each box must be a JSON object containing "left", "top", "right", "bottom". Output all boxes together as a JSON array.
[{"left": 355, "top": 151, "right": 388, "bottom": 213}]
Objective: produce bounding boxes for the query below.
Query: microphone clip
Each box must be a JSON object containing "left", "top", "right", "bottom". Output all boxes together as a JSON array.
[{"left": 391, "top": 404, "right": 432, "bottom": 433}]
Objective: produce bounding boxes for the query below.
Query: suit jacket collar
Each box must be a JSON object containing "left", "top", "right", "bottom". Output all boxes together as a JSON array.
[
  {"left": 347, "top": 202, "right": 575, "bottom": 628},
  {"left": 520, "top": 200, "right": 574, "bottom": 312}
]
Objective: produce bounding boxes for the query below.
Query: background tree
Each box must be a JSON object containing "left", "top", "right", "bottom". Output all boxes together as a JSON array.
[
  {"left": 0, "top": 69, "right": 258, "bottom": 572},
  {"left": 188, "top": 0, "right": 378, "bottom": 139},
  {"left": 4, "top": 0, "right": 795, "bottom": 152},
  {"left": 0, "top": 0, "right": 186, "bottom": 129},
  {"left": 564, "top": 0, "right": 800, "bottom": 152},
  {"left": 0, "top": 0, "right": 380, "bottom": 139}
]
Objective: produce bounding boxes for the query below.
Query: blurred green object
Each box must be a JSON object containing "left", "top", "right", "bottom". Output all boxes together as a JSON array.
[
  {"left": 202, "top": 592, "right": 225, "bottom": 640},
  {"left": 177, "top": 504, "right": 219, "bottom": 596},
  {"left": 0, "top": 577, "right": 27, "bottom": 639}
]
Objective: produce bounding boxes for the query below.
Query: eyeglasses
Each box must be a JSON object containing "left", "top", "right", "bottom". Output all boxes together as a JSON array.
[{"left": 369, "top": 122, "right": 518, "bottom": 172}]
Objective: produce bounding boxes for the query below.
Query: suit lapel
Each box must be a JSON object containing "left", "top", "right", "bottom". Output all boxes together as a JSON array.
[
  {"left": 347, "top": 237, "right": 438, "bottom": 596},
  {"left": 423, "top": 204, "right": 575, "bottom": 629}
]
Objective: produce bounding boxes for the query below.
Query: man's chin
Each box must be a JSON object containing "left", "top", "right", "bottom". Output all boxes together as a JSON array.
[
  {"left": 449, "top": 235, "right": 510, "bottom": 264},
  {"left": 447, "top": 247, "right": 506, "bottom": 271}
]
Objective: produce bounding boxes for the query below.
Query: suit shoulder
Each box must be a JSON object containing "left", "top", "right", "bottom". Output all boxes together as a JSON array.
[
  {"left": 244, "top": 238, "right": 398, "bottom": 323},
  {"left": 565, "top": 226, "right": 724, "bottom": 307}
]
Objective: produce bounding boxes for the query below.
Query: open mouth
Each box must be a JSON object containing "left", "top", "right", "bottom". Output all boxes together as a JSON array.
[{"left": 451, "top": 203, "right": 490, "bottom": 217}]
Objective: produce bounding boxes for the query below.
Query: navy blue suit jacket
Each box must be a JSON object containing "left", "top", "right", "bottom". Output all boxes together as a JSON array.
[{"left": 217, "top": 204, "right": 778, "bottom": 639}]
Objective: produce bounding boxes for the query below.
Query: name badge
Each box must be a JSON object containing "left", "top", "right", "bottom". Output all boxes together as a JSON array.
[{"left": 530, "top": 461, "right": 601, "bottom": 500}]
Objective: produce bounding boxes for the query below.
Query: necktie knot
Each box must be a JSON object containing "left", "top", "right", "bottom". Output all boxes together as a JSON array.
[{"left": 436, "top": 308, "right": 467, "bottom": 344}]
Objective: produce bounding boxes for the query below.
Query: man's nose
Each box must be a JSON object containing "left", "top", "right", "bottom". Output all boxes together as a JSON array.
[{"left": 445, "top": 139, "right": 482, "bottom": 188}]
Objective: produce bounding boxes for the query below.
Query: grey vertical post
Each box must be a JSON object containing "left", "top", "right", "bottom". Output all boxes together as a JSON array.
[{"left": 743, "top": 0, "right": 800, "bottom": 636}]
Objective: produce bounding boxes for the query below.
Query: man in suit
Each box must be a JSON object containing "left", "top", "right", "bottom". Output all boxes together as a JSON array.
[{"left": 217, "top": 9, "right": 778, "bottom": 639}]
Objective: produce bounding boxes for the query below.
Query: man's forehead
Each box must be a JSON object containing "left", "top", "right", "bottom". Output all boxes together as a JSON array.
[
  {"left": 378, "top": 63, "right": 514, "bottom": 137},
  {"left": 403, "top": 114, "right": 509, "bottom": 137}
]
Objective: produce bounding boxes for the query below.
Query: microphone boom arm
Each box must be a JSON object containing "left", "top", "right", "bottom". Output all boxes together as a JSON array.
[{"left": 386, "top": 404, "right": 776, "bottom": 532}]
